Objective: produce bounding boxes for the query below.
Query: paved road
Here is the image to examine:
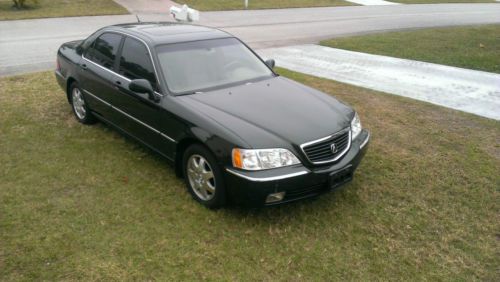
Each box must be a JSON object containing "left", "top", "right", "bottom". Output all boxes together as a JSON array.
[
  {"left": 345, "top": 0, "right": 400, "bottom": 5},
  {"left": 260, "top": 45, "right": 500, "bottom": 120},
  {"left": 1, "top": 4, "right": 500, "bottom": 76}
]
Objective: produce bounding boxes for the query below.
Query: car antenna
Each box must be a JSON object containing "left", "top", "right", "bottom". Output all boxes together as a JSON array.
[{"left": 135, "top": 14, "right": 141, "bottom": 23}]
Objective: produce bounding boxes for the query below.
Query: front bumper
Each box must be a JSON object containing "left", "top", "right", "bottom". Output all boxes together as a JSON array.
[{"left": 224, "top": 129, "right": 370, "bottom": 207}]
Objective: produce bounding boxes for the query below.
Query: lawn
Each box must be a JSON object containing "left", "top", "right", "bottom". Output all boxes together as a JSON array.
[
  {"left": 176, "top": 0, "right": 354, "bottom": 11},
  {"left": 1, "top": 70, "right": 499, "bottom": 280},
  {"left": 392, "top": 0, "right": 494, "bottom": 3},
  {"left": 321, "top": 25, "right": 500, "bottom": 73},
  {"left": 0, "top": 0, "right": 127, "bottom": 20}
]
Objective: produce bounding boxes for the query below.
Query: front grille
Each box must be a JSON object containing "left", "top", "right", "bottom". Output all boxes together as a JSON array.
[{"left": 301, "top": 128, "right": 351, "bottom": 164}]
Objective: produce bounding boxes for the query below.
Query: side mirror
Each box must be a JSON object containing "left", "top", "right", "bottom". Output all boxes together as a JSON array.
[
  {"left": 265, "top": 59, "right": 275, "bottom": 69},
  {"left": 129, "top": 79, "right": 158, "bottom": 101}
]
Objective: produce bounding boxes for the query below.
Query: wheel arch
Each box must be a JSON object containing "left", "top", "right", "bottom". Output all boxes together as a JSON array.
[
  {"left": 174, "top": 134, "right": 230, "bottom": 179},
  {"left": 174, "top": 137, "right": 203, "bottom": 178},
  {"left": 66, "top": 76, "right": 77, "bottom": 103}
]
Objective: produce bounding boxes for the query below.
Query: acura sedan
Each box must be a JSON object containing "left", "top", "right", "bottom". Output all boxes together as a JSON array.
[{"left": 55, "top": 22, "right": 370, "bottom": 208}]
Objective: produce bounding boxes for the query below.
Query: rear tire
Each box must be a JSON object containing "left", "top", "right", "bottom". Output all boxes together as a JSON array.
[
  {"left": 69, "top": 81, "right": 96, "bottom": 124},
  {"left": 183, "top": 144, "right": 226, "bottom": 209}
]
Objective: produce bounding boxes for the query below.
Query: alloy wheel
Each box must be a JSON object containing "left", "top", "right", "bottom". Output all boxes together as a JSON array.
[
  {"left": 187, "top": 154, "right": 216, "bottom": 201},
  {"left": 72, "top": 87, "right": 86, "bottom": 120}
]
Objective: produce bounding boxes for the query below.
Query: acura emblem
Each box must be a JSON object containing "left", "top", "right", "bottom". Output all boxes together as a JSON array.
[{"left": 330, "top": 143, "right": 337, "bottom": 153}]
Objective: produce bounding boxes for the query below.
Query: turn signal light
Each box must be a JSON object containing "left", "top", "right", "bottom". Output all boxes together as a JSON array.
[{"left": 232, "top": 148, "right": 243, "bottom": 168}]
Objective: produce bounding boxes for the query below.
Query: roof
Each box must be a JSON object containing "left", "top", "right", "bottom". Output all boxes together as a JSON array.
[{"left": 106, "top": 22, "right": 232, "bottom": 45}]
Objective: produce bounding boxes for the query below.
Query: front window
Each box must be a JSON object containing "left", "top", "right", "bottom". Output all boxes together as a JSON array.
[
  {"left": 119, "top": 37, "right": 158, "bottom": 90},
  {"left": 156, "top": 38, "right": 274, "bottom": 94}
]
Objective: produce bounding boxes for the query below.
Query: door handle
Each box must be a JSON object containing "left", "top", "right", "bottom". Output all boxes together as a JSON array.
[{"left": 114, "top": 80, "right": 125, "bottom": 91}]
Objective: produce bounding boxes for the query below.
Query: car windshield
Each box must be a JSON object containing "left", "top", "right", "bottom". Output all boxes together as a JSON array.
[{"left": 156, "top": 38, "right": 274, "bottom": 94}]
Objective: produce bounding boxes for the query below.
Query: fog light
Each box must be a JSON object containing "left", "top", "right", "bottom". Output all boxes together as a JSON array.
[{"left": 266, "top": 192, "right": 286, "bottom": 204}]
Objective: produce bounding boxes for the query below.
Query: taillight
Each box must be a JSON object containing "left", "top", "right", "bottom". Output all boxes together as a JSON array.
[{"left": 56, "top": 58, "right": 61, "bottom": 71}]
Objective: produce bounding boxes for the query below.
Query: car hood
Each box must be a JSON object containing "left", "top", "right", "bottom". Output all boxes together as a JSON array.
[{"left": 179, "top": 76, "right": 353, "bottom": 148}]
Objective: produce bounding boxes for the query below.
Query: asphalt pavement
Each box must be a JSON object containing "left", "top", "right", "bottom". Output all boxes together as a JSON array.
[{"left": 1, "top": 4, "right": 500, "bottom": 76}]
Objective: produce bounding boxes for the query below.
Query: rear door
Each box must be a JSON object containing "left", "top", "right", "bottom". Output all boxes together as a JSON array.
[
  {"left": 79, "top": 32, "right": 123, "bottom": 119},
  {"left": 112, "top": 36, "right": 173, "bottom": 156}
]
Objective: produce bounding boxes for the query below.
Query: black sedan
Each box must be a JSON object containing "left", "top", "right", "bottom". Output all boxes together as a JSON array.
[{"left": 55, "top": 22, "right": 370, "bottom": 208}]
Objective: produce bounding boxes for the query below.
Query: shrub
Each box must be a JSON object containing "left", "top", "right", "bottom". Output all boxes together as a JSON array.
[{"left": 12, "top": 0, "right": 38, "bottom": 9}]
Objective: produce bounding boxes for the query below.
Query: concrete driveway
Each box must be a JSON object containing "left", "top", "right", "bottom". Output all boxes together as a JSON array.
[
  {"left": 260, "top": 45, "right": 500, "bottom": 120},
  {"left": 1, "top": 4, "right": 500, "bottom": 76}
]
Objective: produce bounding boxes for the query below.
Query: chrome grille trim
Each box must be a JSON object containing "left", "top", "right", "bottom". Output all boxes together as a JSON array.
[
  {"left": 300, "top": 127, "right": 351, "bottom": 165},
  {"left": 226, "top": 168, "right": 308, "bottom": 182}
]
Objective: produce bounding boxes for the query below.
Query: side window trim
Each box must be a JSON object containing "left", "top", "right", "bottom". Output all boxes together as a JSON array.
[{"left": 114, "top": 36, "right": 126, "bottom": 73}]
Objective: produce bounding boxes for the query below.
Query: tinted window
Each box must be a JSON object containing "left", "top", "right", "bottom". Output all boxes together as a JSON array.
[
  {"left": 85, "top": 33, "right": 122, "bottom": 69},
  {"left": 118, "top": 37, "right": 157, "bottom": 89}
]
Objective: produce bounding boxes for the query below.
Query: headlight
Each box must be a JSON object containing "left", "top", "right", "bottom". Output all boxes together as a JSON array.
[
  {"left": 351, "top": 112, "right": 362, "bottom": 140},
  {"left": 232, "top": 148, "right": 301, "bottom": 170}
]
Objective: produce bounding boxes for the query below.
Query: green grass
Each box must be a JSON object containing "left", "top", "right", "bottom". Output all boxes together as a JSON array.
[
  {"left": 176, "top": 0, "right": 354, "bottom": 11},
  {"left": 392, "top": 0, "right": 494, "bottom": 3},
  {"left": 321, "top": 25, "right": 500, "bottom": 73},
  {"left": 176, "top": 0, "right": 497, "bottom": 10},
  {"left": 1, "top": 70, "right": 499, "bottom": 280},
  {"left": 0, "top": 0, "right": 128, "bottom": 20}
]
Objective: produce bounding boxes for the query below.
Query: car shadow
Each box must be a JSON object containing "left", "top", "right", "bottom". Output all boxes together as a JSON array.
[
  {"left": 91, "top": 120, "right": 362, "bottom": 221},
  {"left": 222, "top": 182, "right": 362, "bottom": 220}
]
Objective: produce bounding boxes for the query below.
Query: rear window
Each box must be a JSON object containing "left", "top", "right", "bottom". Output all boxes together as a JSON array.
[{"left": 85, "top": 33, "right": 122, "bottom": 70}]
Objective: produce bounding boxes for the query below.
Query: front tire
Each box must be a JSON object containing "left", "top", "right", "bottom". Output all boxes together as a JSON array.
[
  {"left": 70, "top": 82, "right": 96, "bottom": 124},
  {"left": 183, "top": 144, "right": 226, "bottom": 209}
]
